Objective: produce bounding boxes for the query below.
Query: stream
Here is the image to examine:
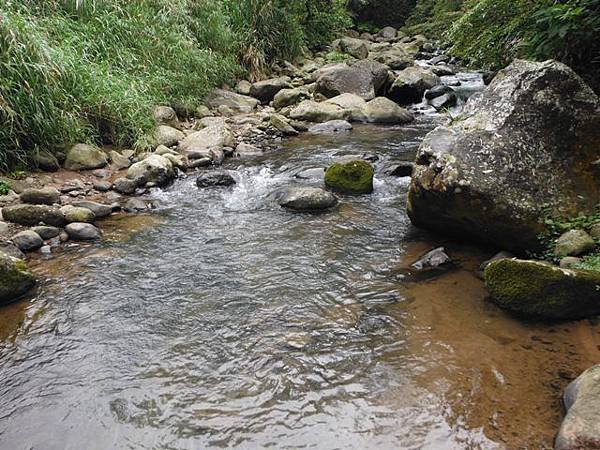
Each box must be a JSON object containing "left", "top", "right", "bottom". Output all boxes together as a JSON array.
[{"left": 1, "top": 82, "right": 600, "bottom": 450}]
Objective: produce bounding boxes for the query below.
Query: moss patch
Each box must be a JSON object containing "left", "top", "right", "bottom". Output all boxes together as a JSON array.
[
  {"left": 485, "top": 258, "right": 600, "bottom": 320},
  {"left": 325, "top": 160, "right": 374, "bottom": 195}
]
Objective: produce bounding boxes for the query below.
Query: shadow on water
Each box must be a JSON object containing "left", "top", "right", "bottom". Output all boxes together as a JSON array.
[{"left": 0, "top": 120, "right": 599, "bottom": 450}]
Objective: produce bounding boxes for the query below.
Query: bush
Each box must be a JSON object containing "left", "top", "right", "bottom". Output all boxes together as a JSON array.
[{"left": 348, "top": 0, "right": 416, "bottom": 28}]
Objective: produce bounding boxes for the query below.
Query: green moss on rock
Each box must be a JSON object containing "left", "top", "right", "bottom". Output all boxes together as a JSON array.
[
  {"left": 325, "top": 160, "right": 374, "bottom": 195},
  {"left": 0, "top": 252, "right": 36, "bottom": 305},
  {"left": 485, "top": 258, "right": 600, "bottom": 320}
]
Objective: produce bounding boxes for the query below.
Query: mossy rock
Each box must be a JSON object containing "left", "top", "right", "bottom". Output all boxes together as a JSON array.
[
  {"left": 0, "top": 252, "right": 36, "bottom": 305},
  {"left": 485, "top": 258, "right": 600, "bottom": 320},
  {"left": 325, "top": 160, "right": 374, "bottom": 195}
]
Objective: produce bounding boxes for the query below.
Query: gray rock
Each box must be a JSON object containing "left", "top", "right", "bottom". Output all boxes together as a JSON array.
[
  {"left": 113, "top": 177, "right": 137, "bottom": 195},
  {"left": 295, "top": 168, "right": 326, "bottom": 181},
  {"left": 109, "top": 151, "right": 131, "bottom": 170},
  {"left": 205, "top": 89, "right": 259, "bottom": 113},
  {"left": 178, "top": 121, "right": 234, "bottom": 159},
  {"left": 432, "top": 65, "right": 455, "bottom": 77},
  {"left": 273, "top": 87, "right": 311, "bottom": 109},
  {"left": 31, "top": 226, "right": 60, "bottom": 240},
  {"left": 430, "top": 92, "right": 458, "bottom": 110},
  {"left": 155, "top": 125, "right": 185, "bottom": 147},
  {"left": 289, "top": 100, "right": 348, "bottom": 123},
  {"left": 127, "top": 154, "right": 175, "bottom": 187},
  {"left": 339, "top": 37, "right": 369, "bottom": 59},
  {"left": 315, "top": 60, "right": 389, "bottom": 100},
  {"left": 589, "top": 223, "right": 600, "bottom": 239},
  {"left": 188, "top": 158, "right": 212, "bottom": 169},
  {"left": 556, "top": 364, "right": 600, "bottom": 450},
  {"left": 555, "top": 229, "right": 596, "bottom": 256},
  {"left": 425, "top": 84, "right": 454, "bottom": 100},
  {"left": 73, "top": 201, "right": 113, "bottom": 219},
  {"left": 235, "top": 80, "right": 252, "bottom": 95},
  {"left": 2, "top": 204, "right": 66, "bottom": 227},
  {"left": 124, "top": 198, "right": 150, "bottom": 212},
  {"left": 250, "top": 77, "right": 292, "bottom": 103},
  {"left": 276, "top": 187, "right": 338, "bottom": 211},
  {"left": 32, "top": 151, "right": 60, "bottom": 172},
  {"left": 377, "top": 26, "right": 397, "bottom": 40},
  {"left": 559, "top": 256, "right": 583, "bottom": 269},
  {"left": 411, "top": 247, "right": 451, "bottom": 270},
  {"left": 0, "top": 221, "right": 8, "bottom": 235},
  {"left": 408, "top": 60, "right": 600, "bottom": 253},
  {"left": 196, "top": 171, "right": 236, "bottom": 188},
  {"left": 388, "top": 67, "right": 440, "bottom": 104},
  {"left": 11, "top": 230, "right": 43, "bottom": 252},
  {"left": 63, "top": 206, "right": 96, "bottom": 224},
  {"left": 0, "top": 242, "right": 25, "bottom": 260},
  {"left": 64, "top": 144, "right": 108, "bottom": 171},
  {"left": 65, "top": 223, "right": 102, "bottom": 241},
  {"left": 153, "top": 106, "right": 179, "bottom": 128},
  {"left": 0, "top": 252, "right": 36, "bottom": 304},
  {"left": 308, "top": 120, "right": 352, "bottom": 133},
  {"left": 19, "top": 187, "right": 60, "bottom": 205},
  {"left": 361, "top": 97, "right": 413, "bottom": 124},
  {"left": 270, "top": 114, "right": 299, "bottom": 136},
  {"left": 235, "top": 143, "right": 262, "bottom": 158}
]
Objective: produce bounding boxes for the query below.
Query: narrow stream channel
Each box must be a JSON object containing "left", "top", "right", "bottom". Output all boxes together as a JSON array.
[{"left": 1, "top": 116, "right": 599, "bottom": 448}]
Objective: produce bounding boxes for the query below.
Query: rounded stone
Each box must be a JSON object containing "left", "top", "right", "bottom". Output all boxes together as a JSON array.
[
  {"left": 65, "top": 223, "right": 102, "bottom": 241},
  {"left": 11, "top": 230, "right": 43, "bottom": 252},
  {"left": 325, "top": 160, "right": 374, "bottom": 195}
]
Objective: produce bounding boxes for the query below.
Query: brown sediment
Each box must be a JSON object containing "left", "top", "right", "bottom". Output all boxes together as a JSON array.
[{"left": 387, "top": 240, "right": 600, "bottom": 449}]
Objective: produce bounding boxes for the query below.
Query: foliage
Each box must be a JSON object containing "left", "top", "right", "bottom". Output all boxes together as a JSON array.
[
  {"left": 348, "top": 0, "right": 416, "bottom": 28},
  {"left": 0, "top": 181, "right": 10, "bottom": 195},
  {"left": 575, "top": 254, "right": 600, "bottom": 273}
]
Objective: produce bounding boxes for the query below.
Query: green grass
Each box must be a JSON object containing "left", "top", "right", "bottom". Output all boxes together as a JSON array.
[
  {"left": 575, "top": 254, "right": 600, "bottom": 272},
  {"left": 0, "top": 181, "right": 10, "bottom": 195}
]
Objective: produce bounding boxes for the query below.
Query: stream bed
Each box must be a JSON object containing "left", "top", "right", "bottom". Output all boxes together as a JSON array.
[{"left": 0, "top": 120, "right": 599, "bottom": 450}]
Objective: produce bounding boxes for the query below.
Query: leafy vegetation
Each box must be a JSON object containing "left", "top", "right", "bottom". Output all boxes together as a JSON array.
[
  {"left": 0, "top": 0, "right": 349, "bottom": 171},
  {"left": 0, "top": 181, "right": 11, "bottom": 196}
]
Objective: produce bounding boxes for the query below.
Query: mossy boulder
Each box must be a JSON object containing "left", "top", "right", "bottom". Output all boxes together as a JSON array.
[
  {"left": 325, "top": 160, "right": 374, "bottom": 195},
  {"left": 0, "top": 252, "right": 36, "bottom": 305},
  {"left": 485, "top": 258, "right": 600, "bottom": 320}
]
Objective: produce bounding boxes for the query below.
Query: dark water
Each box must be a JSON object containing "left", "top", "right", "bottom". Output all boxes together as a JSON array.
[{"left": 1, "top": 121, "right": 598, "bottom": 450}]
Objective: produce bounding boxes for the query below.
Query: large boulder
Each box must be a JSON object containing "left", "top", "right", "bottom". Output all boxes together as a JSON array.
[
  {"left": 315, "top": 60, "right": 389, "bottom": 100},
  {"left": 361, "top": 97, "right": 413, "bottom": 124},
  {"left": 370, "top": 45, "right": 414, "bottom": 70},
  {"left": 276, "top": 187, "right": 338, "bottom": 212},
  {"left": 2, "top": 204, "right": 66, "bottom": 227},
  {"left": 64, "top": 144, "right": 108, "bottom": 171},
  {"left": 325, "top": 93, "right": 367, "bottom": 121},
  {"left": 155, "top": 125, "right": 185, "bottom": 147},
  {"left": 0, "top": 252, "right": 36, "bottom": 305},
  {"left": 289, "top": 100, "right": 348, "bottom": 123},
  {"left": 408, "top": 60, "right": 600, "bottom": 253},
  {"left": 485, "top": 258, "right": 600, "bottom": 320},
  {"left": 178, "top": 120, "right": 234, "bottom": 160},
  {"left": 250, "top": 77, "right": 292, "bottom": 103},
  {"left": 19, "top": 187, "right": 60, "bottom": 205},
  {"left": 205, "top": 89, "right": 259, "bottom": 113},
  {"left": 556, "top": 364, "right": 600, "bottom": 450},
  {"left": 153, "top": 106, "right": 179, "bottom": 128},
  {"left": 273, "top": 87, "right": 311, "bottom": 109},
  {"left": 339, "top": 37, "right": 369, "bottom": 60},
  {"left": 325, "top": 160, "right": 375, "bottom": 195},
  {"left": 127, "top": 154, "right": 175, "bottom": 187},
  {"left": 388, "top": 66, "right": 440, "bottom": 104}
]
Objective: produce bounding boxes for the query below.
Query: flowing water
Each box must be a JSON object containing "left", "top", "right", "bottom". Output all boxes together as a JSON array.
[{"left": 1, "top": 120, "right": 599, "bottom": 450}]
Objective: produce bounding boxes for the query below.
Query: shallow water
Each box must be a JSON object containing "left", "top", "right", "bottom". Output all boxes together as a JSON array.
[{"left": 1, "top": 121, "right": 599, "bottom": 450}]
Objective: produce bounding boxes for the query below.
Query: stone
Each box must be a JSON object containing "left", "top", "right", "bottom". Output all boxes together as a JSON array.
[
  {"left": 11, "top": 230, "right": 43, "bottom": 252},
  {"left": 178, "top": 121, "right": 234, "bottom": 159},
  {"left": 0, "top": 242, "right": 25, "bottom": 260},
  {"left": 205, "top": 89, "right": 259, "bottom": 113},
  {"left": 388, "top": 67, "right": 440, "bottom": 104},
  {"left": 559, "top": 257, "right": 583, "bottom": 269},
  {"left": 325, "top": 160, "right": 374, "bottom": 195},
  {"left": 2, "top": 204, "right": 66, "bottom": 227},
  {"left": 361, "top": 97, "right": 413, "bottom": 124},
  {"left": 65, "top": 223, "right": 101, "bottom": 241},
  {"left": 31, "top": 226, "right": 60, "bottom": 240},
  {"left": 123, "top": 198, "right": 150, "bottom": 212},
  {"left": 155, "top": 125, "right": 185, "bottom": 147},
  {"left": 0, "top": 221, "right": 8, "bottom": 235},
  {"left": 273, "top": 87, "right": 311, "bottom": 109},
  {"left": 339, "top": 37, "right": 369, "bottom": 59},
  {"left": 127, "top": 154, "right": 175, "bottom": 187},
  {"left": 32, "top": 151, "right": 60, "bottom": 172},
  {"left": 315, "top": 60, "right": 389, "bottom": 100},
  {"left": 556, "top": 364, "right": 600, "bottom": 450},
  {"left": 555, "top": 229, "right": 596, "bottom": 256},
  {"left": 153, "top": 106, "right": 179, "bottom": 128},
  {"left": 377, "top": 26, "right": 397, "bottom": 40},
  {"left": 63, "top": 206, "right": 95, "bottom": 224},
  {"left": 276, "top": 187, "right": 338, "bottom": 211},
  {"left": 72, "top": 201, "right": 112, "bottom": 219},
  {"left": 235, "top": 143, "right": 262, "bottom": 158},
  {"left": 250, "top": 77, "right": 292, "bottom": 103},
  {"left": 188, "top": 158, "right": 212, "bottom": 169},
  {"left": 92, "top": 168, "right": 112, "bottom": 178},
  {"left": 429, "top": 92, "right": 458, "bottom": 110},
  {"left": 0, "top": 252, "right": 36, "bottom": 305},
  {"left": 196, "top": 171, "right": 236, "bottom": 188},
  {"left": 590, "top": 223, "right": 600, "bottom": 239},
  {"left": 425, "top": 84, "right": 454, "bottom": 100},
  {"left": 370, "top": 47, "right": 413, "bottom": 70},
  {"left": 308, "top": 120, "right": 352, "bottom": 133},
  {"left": 289, "top": 100, "right": 348, "bottom": 123},
  {"left": 408, "top": 60, "right": 600, "bottom": 254},
  {"left": 19, "top": 187, "right": 60, "bottom": 205},
  {"left": 236, "top": 80, "right": 252, "bottom": 95},
  {"left": 295, "top": 168, "right": 326, "bottom": 181},
  {"left": 270, "top": 114, "right": 299, "bottom": 136},
  {"left": 389, "top": 162, "right": 414, "bottom": 177},
  {"left": 162, "top": 153, "right": 187, "bottom": 171},
  {"left": 154, "top": 145, "right": 177, "bottom": 156},
  {"left": 411, "top": 247, "right": 451, "bottom": 270},
  {"left": 432, "top": 65, "right": 455, "bottom": 77},
  {"left": 109, "top": 151, "right": 131, "bottom": 170},
  {"left": 64, "top": 144, "right": 108, "bottom": 171},
  {"left": 485, "top": 259, "right": 600, "bottom": 320},
  {"left": 113, "top": 177, "right": 137, "bottom": 195}
]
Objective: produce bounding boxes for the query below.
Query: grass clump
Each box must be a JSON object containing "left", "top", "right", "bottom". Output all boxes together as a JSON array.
[{"left": 0, "top": 181, "right": 11, "bottom": 195}]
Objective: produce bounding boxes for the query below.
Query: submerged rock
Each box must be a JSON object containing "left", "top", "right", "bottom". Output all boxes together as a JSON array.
[
  {"left": 325, "top": 160, "right": 374, "bottom": 195},
  {"left": 0, "top": 252, "right": 36, "bottom": 305},
  {"left": 276, "top": 187, "right": 338, "bottom": 211},
  {"left": 408, "top": 60, "right": 600, "bottom": 254},
  {"left": 485, "top": 258, "right": 600, "bottom": 320},
  {"left": 196, "top": 171, "right": 236, "bottom": 188},
  {"left": 64, "top": 144, "right": 108, "bottom": 171},
  {"left": 556, "top": 364, "right": 600, "bottom": 450}
]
